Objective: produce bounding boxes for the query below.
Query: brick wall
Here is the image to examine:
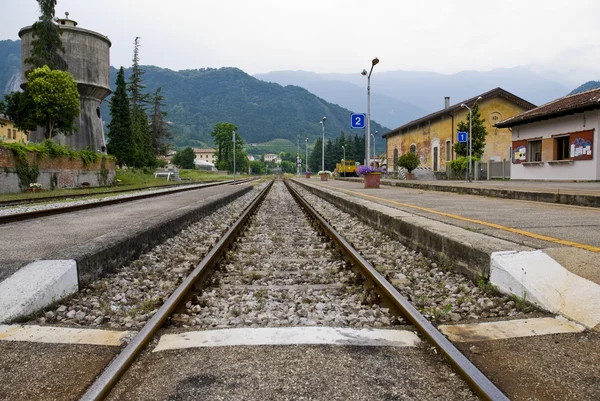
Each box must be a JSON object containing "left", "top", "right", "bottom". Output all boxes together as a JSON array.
[{"left": 0, "top": 147, "right": 116, "bottom": 193}]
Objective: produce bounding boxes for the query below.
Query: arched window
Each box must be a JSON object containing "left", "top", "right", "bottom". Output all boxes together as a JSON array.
[
  {"left": 409, "top": 144, "right": 416, "bottom": 154},
  {"left": 393, "top": 148, "right": 399, "bottom": 171},
  {"left": 445, "top": 140, "right": 452, "bottom": 161}
]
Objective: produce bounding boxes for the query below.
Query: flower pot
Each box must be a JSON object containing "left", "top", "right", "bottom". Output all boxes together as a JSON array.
[
  {"left": 305, "top": 173, "right": 312, "bottom": 178},
  {"left": 406, "top": 173, "right": 415, "bottom": 180},
  {"left": 363, "top": 172, "right": 381, "bottom": 188},
  {"left": 320, "top": 173, "right": 328, "bottom": 181}
]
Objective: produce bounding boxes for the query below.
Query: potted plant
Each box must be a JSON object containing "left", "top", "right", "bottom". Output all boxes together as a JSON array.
[
  {"left": 357, "top": 165, "right": 383, "bottom": 188},
  {"left": 305, "top": 171, "right": 313, "bottom": 178},
  {"left": 398, "top": 153, "right": 420, "bottom": 180},
  {"left": 318, "top": 170, "right": 331, "bottom": 181},
  {"left": 28, "top": 182, "right": 42, "bottom": 193}
]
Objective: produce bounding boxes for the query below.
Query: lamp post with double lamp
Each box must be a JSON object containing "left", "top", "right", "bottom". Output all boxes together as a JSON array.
[
  {"left": 232, "top": 130, "right": 236, "bottom": 182},
  {"left": 320, "top": 116, "right": 326, "bottom": 171},
  {"left": 341, "top": 145, "right": 346, "bottom": 177},
  {"left": 361, "top": 57, "right": 379, "bottom": 167},
  {"left": 305, "top": 137, "right": 309, "bottom": 173},
  {"left": 460, "top": 96, "right": 482, "bottom": 182}
]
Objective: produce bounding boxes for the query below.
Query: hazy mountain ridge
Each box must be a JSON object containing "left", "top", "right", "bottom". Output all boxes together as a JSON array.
[
  {"left": 255, "top": 70, "right": 427, "bottom": 128},
  {"left": 0, "top": 40, "right": 21, "bottom": 94},
  {"left": 257, "top": 67, "right": 574, "bottom": 127},
  {"left": 569, "top": 81, "right": 600, "bottom": 95}
]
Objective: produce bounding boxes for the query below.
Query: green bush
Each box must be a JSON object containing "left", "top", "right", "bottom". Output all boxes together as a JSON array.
[
  {"left": 449, "top": 156, "right": 479, "bottom": 176},
  {"left": 398, "top": 152, "right": 420, "bottom": 173}
]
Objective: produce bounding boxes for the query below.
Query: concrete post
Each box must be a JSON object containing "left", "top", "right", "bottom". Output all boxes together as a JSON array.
[
  {"left": 502, "top": 159, "right": 506, "bottom": 179},
  {"left": 487, "top": 160, "right": 491, "bottom": 180}
]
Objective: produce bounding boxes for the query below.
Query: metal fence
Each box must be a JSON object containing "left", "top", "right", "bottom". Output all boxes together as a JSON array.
[{"left": 487, "top": 159, "right": 510, "bottom": 180}]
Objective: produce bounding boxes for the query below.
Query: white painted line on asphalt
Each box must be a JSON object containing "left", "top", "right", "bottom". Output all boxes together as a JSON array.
[
  {"left": 153, "top": 326, "right": 421, "bottom": 352},
  {"left": 0, "top": 324, "right": 134, "bottom": 346},
  {"left": 0, "top": 260, "right": 78, "bottom": 323},
  {"left": 439, "top": 316, "right": 585, "bottom": 343},
  {"left": 491, "top": 250, "right": 600, "bottom": 329}
]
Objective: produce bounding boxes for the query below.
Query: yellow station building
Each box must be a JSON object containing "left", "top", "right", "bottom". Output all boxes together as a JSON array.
[
  {"left": 383, "top": 88, "right": 535, "bottom": 172},
  {"left": 0, "top": 114, "right": 30, "bottom": 144}
]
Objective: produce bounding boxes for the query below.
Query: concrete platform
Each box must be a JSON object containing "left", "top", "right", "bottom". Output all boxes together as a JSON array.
[
  {"left": 339, "top": 177, "right": 600, "bottom": 207},
  {"left": 293, "top": 177, "right": 600, "bottom": 330},
  {"left": 0, "top": 183, "right": 254, "bottom": 323}
]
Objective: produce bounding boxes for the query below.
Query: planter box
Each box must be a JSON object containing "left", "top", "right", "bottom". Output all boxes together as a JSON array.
[
  {"left": 406, "top": 173, "right": 415, "bottom": 180},
  {"left": 320, "top": 173, "right": 328, "bottom": 181},
  {"left": 305, "top": 173, "right": 312, "bottom": 178},
  {"left": 27, "top": 187, "right": 41, "bottom": 193},
  {"left": 363, "top": 173, "right": 381, "bottom": 188}
]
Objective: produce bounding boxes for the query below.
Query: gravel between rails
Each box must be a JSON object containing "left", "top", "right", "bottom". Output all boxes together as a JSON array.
[
  {"left": 0, "top": 183, "right": 215, "bottom": 216},
  {"left": 289, "top": 181, "right": 540, "bottom": 324},
  {"left": 170, "top": 180, "right": 400, "bottom": 329},
  {"left": 32, "top": 182, "right": 269, "bottom": 330}
]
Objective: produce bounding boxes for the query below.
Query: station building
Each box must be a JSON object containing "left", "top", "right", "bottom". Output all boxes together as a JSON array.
[
  {"left": 0, "top": 114, "right": 29, "bottom": 144},
  {"left": 383, "top": 88, "right": 535, "bottom": 172},
  {"left": 193, "top": 148, "right": 217, "bottom": 165},
  {"left": 496, "top": 87, "right": 600, "bottom": 181}
]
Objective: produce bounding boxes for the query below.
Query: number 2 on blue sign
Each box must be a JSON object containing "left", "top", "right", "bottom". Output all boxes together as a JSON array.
[{"left": 355, "top": 116, "right": 361, "bottom": 125}]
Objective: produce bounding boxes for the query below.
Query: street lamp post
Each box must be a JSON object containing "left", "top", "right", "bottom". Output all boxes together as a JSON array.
[
  {"left": 341, "top": 145, "right": 346, "bottom": 177},
  {"left": 232, "top": 130, "right": 236, "bottom": 182},
  {"left": 361, "top": 57, "right": 379, "bottom": 167},
  {"left": 371, "top": 131, "right": 378, "bottom": 163},
  {"left": 305, "top": 137, "right": 309, "bottom": 173},
  {"left": 460, "top": 96, "right": 482, "bottom": 182},
  {"left": 320, "top": 116, "right": 326, "bottom": 172}
]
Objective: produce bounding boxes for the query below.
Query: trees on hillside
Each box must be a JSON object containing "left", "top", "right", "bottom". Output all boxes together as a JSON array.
[
  {"left": 210, "top": 122, "right": 248, "bottom": 173},
  {"left": 454, "top": 103, "right": 487, "bottom": 159},
  {"left": 309, "top": 131, "right": 365, "bottom": 172}
]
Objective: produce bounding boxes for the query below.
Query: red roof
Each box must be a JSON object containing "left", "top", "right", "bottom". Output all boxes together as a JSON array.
[{"left": 496, "top": 87, "right": 600, "bottom": 128}]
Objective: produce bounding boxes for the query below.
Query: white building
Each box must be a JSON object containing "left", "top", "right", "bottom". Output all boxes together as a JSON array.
[
  {"left": 264, "top": 153, "right": 279, "bottom": 163},
  {"left": 193, "top": 148, "right": 217, "bottom": 165},
  {"left": 497, "top": 88, "right": 599, "bottom": 181}
]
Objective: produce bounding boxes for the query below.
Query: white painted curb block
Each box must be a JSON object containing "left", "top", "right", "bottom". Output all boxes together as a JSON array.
[
  {"left": 491, "top": 250, "right": 600, "bottom": 329},
  {"left": 0, "top": 260, "right": 78, "bottom": 323},
  {"left": 154, "top": 327, "right": 421, "bottom": 352}
]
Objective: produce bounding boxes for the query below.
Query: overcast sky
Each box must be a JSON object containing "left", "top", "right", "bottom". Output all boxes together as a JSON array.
[{"left": 3, "top": 0, "right": 600, "bottom": 80}]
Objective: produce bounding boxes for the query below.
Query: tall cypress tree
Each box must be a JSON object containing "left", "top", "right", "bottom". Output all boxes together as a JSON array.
[
  {"left": 150, "top": 87, "right": 171, "bottom": 156},
  {"left": 107, "top": 67, "right": 133, "bottom": 167},
  {"left": 25, "top": 0, "right": 68, "bottom": 71},
  {"left": 127, "top": 37, "right": 154, "bottom": 167}
]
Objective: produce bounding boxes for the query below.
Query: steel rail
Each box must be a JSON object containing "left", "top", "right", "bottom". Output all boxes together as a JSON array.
[
  {"left": 0, "top": 177, "right": 257, "bottom": 225},
  {"left": 284, "top": 179, "right": 509, "bottom": 401},
  {"left": 0, "top": 182, "right": 213, "bottom": 208},
  {"left": 79, "top": 179, "right": 273, "bottom": 401}
]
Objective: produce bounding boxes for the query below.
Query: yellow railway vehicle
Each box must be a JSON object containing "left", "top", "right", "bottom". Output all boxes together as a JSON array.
[{"left": 335, "top": 160, "right": 357, "bottom": 176}]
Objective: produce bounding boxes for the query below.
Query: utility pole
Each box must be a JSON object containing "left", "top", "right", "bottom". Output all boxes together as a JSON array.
[{"left": 232, "top": 130, "right": 236, "bottom": 182}]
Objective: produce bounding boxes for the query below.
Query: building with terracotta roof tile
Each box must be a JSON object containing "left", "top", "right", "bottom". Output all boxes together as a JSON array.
[{"left": 497, "top": 88, "right": 600, "bottom": 180}]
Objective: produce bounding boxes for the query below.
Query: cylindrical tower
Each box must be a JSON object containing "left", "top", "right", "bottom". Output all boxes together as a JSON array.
[{"left": 19, "top": 13, "right": 111, "bottom": 152}]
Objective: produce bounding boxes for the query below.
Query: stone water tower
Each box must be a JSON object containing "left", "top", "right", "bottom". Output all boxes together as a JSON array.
[{"left": 19, "top": 13, "right": 111, "bottom": 152}]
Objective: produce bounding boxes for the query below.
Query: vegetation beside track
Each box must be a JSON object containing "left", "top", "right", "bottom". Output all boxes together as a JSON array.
[{"left": 0, "top": 169, "right": 232, "bottom": 203}]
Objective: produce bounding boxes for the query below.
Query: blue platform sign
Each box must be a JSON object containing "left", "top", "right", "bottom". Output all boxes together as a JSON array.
[
  {"left": 351, "top": 113, "right": 366, "bottom": 129},
  {"left": 457, "top": 131, "right": 468, "bottom": 143}
]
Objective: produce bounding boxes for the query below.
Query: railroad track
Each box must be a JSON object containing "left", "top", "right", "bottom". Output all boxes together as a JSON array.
[
  {"left": 0, "top": 177, "right": 257, "bottom": 225},
  {"left": 77, "top": 179, "right": 507, "bottom": 401}
]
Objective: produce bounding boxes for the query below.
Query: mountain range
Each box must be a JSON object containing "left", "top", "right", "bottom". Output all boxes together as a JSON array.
[
  {"left": 0, "top": 39, "right": 387, "bottom": 151},
  {"left": 2, "top": 38, "right": 596, "bottom": 153},
  {"left": 255, "top": 67, "right": 575, "bottom": 127}
]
